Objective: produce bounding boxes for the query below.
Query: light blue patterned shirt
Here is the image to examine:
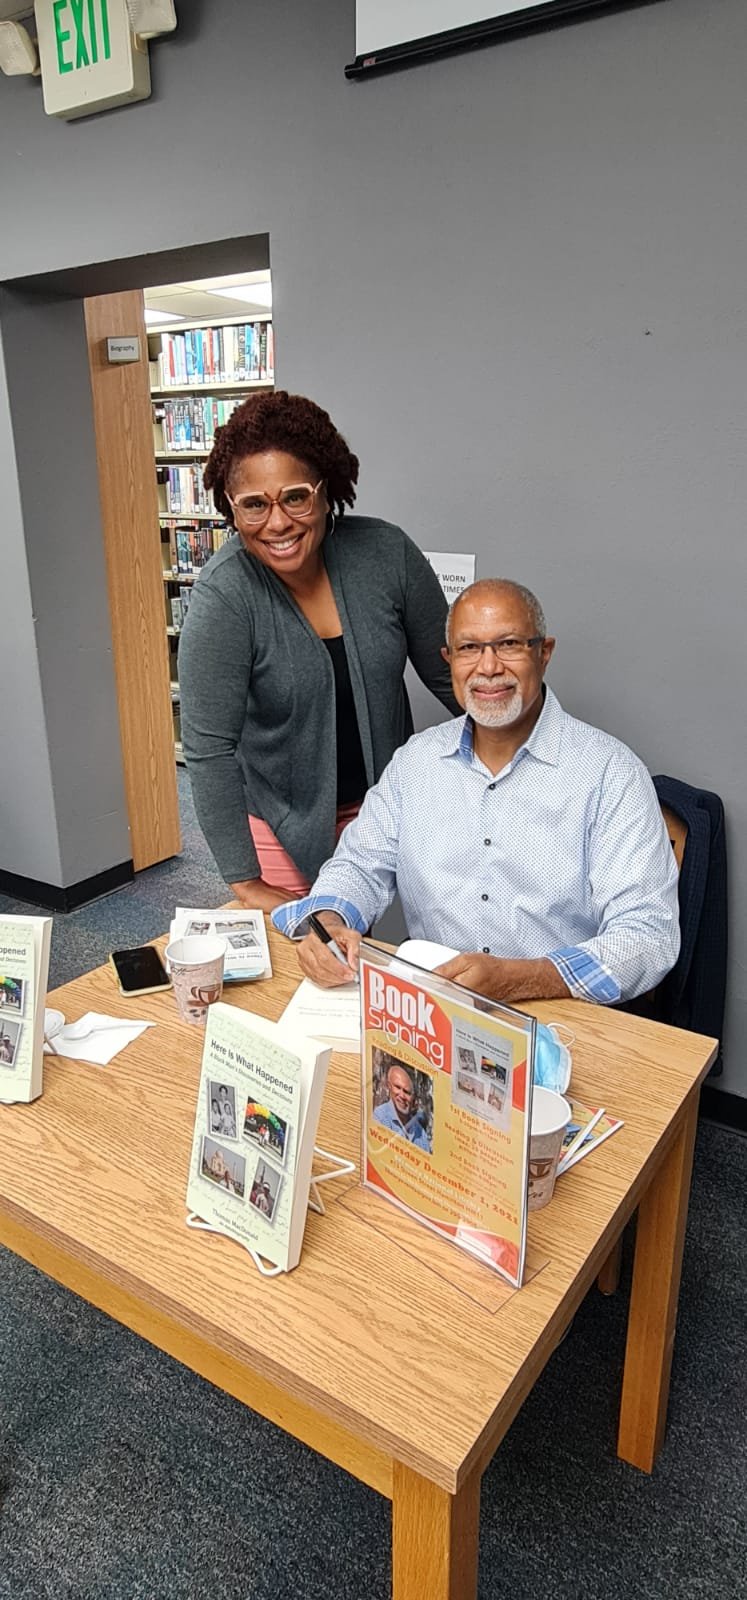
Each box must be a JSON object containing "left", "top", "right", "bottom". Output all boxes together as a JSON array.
[{"left": 272, "top": 689, "right": 680, "bottom": 1003}]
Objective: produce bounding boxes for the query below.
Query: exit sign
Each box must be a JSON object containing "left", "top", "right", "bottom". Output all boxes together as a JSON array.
[{"left": 34, "top": 0, "right": 151, "bottom": 119}]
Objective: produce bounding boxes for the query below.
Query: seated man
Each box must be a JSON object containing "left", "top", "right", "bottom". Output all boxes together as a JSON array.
[{"left": 272, "top": 579, "right": 680, "bottom": 1003}]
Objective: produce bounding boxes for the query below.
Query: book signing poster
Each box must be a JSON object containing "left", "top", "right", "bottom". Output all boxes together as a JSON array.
[{"left": 360, "top": 948, "right": 535, "bottom": 1287}]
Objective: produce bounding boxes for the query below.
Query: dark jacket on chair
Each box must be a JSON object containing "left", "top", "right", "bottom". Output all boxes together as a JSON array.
[{"left": 632, "top": 776, "right": 727, "bottom": 1076}]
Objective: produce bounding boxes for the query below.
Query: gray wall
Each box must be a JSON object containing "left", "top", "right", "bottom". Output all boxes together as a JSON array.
[
  {"left": 0, "top": 328, "right": 63, "bottom": 885},
  {"left": 0, "top": 0, "right": 744, "bottom": 1093},
  {"left": 0, "top": 289, "right": 130, "bottom": 884}
]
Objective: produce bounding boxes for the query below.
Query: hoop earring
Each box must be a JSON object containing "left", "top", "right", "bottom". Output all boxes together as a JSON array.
[{"left": 326, "top": 511, "right": 336, "bottom": 536}]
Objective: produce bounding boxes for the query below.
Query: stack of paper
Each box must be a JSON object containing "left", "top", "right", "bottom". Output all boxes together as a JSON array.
[
  {"left": 169, "top": 907, "right": 272, "bottom": 984},
  {"left": 279, "top": 978, "right": 361, "bottom": 1052}
]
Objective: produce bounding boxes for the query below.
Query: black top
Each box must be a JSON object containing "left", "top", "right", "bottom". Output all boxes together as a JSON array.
[{"left": 323, "top": 635, "right": 368, "bottom": 807}]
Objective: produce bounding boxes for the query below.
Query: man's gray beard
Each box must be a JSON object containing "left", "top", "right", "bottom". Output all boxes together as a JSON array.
[{"left": 465, "top": 683, "right": 524, "bottom": 728}]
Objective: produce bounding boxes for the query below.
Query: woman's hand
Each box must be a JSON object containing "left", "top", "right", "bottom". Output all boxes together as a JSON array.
[
  {"left": 229, "top": 878, "right": 293, "bottom": 914},
  {"left": 298, "top": 919, "right": 361, "bottom": 986}
]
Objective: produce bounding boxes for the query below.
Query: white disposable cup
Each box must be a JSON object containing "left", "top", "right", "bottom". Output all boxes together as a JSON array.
[
  {"left": 528, "top": 1087, "right": 572, "bottom": 1211},
  {"left": 164, "top": 935, "right": 227, "bottom": 1026}
]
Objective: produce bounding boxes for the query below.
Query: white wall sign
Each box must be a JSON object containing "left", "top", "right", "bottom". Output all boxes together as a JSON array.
[
  {"left": 34, "top": 0, "right": 150, "bottom": 118},
  {"left": 106, "top": 335, "right": 141, "bottom": 363},
  {"left": 423, "top": 551, "right": 476, "bottom": 605}
]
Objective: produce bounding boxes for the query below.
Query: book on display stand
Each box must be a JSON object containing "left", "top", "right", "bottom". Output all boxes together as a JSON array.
[
  {"left": 185, "top": 1002, "right": 353, "bottom": 1276},
  {"left": 0, "top": 915, "right": 53, "bottom": 1105}
]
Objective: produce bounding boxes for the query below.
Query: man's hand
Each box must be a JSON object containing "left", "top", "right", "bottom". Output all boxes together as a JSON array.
[
  {"left": 435, "top": 953, "right": 570, "bottom": 1003},
  {"left": 229, "top": 878, "right": 291, "bottom": 914},
  {"left": 298, "top": 916, "right": 361, "bottom": 987}
]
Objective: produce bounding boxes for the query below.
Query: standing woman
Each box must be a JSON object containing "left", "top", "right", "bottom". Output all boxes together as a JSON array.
[{"left": 178, "top": 391, "right": 458, "bottom": 912}]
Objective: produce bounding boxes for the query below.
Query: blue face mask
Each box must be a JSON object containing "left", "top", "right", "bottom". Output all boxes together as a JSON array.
[{"left": 534, "top": 1023, "right": 572, "bottom": 1094}]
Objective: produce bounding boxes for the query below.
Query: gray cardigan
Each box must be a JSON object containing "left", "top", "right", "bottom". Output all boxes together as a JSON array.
[{"left": 178, "top": 517, "right": 459, "bottom": 884}]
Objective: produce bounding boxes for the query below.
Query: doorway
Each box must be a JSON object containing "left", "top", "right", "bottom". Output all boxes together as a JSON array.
[{"left": 0, "top": 234, "right": 270, "bottom": 905}]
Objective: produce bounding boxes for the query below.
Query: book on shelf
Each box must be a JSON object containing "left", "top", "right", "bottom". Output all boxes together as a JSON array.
[
  {"left": 0, "top": 915, "right": 53, "bottom": 1105},
  {"left": 557, "top": 1101, "right": 624, "bottom": 1175},
  {"left": 186, "top": 1002, "right": 331, "bottom": 1273},
  {"left": 161, "top": 464, "right": 214, "bottom": 516},
  {"left": 161, "top": 519, "right": 230, "bottom": 575},
  {"left": 359, "top": 941, "right": 535, "bottom": 1288},
  {"left": 154, "top": 322, "right": 274, "bottom": 389},
  {"left": 154, "top": 394, "right": 244, "bottom": 452},
  {"left": 168, "top": 581, "right": 195, "bottom": 631},
  {"left": 169, "top": 907, "right": 272, "bottom": 984}
]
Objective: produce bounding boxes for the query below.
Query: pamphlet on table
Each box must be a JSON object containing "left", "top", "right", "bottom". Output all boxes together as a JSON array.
[
  {"left": 169, "top": 907, "right": 272, "bottom": 983},
  {"left": 359, "top": 942, "right": 535, "bottom": 1288},
  {"left": 0, "top": 915, "right": 52, "bottom": 1105},
  {"left": 186, "top": 1002, "right": 331, "bottom": 1272}
]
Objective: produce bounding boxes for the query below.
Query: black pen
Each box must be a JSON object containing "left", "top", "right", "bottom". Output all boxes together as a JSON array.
[{"left": 309, "top": 912, "right": 349, "bottom": 968}]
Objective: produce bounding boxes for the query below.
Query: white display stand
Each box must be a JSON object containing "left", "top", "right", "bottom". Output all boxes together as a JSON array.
[{"left": 186, "top": 1145, "right": 355, "bottom": 1278}]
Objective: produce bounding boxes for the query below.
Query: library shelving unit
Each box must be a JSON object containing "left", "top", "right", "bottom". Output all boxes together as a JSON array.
[{"left": 149, "top": 314, "right": 274, "bottom": 763}]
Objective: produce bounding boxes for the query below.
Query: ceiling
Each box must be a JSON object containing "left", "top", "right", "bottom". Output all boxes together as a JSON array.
[{"left": 143, "top": 270, "right": 272, "bottom": 326}]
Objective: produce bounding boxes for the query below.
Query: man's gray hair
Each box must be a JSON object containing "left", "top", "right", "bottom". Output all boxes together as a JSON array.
[{"left": 445, "top": 579, "right": 547, "bottom": 648}]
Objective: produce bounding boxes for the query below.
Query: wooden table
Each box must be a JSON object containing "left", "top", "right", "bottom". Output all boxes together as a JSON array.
[{"left": 0, "top": 927, "right": 717, "bottom": 1600}]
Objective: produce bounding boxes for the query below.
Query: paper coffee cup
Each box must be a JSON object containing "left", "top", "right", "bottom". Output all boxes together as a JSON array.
[
  {"left": 528, "top": 1087, "right": 572, "bottom": 1212},
  {"left": 164, "top": 935, "right": 227, "bottom": 1026}
]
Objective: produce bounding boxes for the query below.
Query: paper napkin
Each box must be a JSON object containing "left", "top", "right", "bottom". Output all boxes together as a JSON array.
[{"left": 44, "top": 1011, "right": 155, "bottom": 1066}]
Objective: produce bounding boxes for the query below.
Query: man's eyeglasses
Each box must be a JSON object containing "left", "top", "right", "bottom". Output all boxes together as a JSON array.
[
  {"left": 228, "top": 479, "right": 324, "bottom": 528},
  {"left": 451, "top": 636, "right": 545, "bottom": 662}
]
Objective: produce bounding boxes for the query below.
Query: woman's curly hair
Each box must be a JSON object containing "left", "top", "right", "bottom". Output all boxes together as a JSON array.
[{"left": 203, "top": 391, "right": 360, "bottom": 525}]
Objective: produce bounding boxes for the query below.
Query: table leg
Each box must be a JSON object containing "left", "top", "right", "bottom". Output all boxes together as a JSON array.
[
  {"left": 617, "top": 1092, "right": 698, "bottom": 1472},
  {"left": 597, "top": 1234, "right": 623, "bottom": 1295},
  {"left": 392, "top": 1460, "right": 480, "bottom": 1600}
]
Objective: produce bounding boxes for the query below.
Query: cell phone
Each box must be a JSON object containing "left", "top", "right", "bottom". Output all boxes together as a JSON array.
[{"left": 109, "top": 945, "right": 171, "bottom": 997}]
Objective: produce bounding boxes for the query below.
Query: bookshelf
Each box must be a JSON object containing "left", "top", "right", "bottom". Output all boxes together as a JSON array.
[{"left": 149, "top": 314, "right": 274, "bottom": 764}]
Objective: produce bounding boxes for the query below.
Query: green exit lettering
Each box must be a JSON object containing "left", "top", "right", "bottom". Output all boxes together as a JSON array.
[{"left": 53, "top": 0, "right": 112, "bottom": 75}]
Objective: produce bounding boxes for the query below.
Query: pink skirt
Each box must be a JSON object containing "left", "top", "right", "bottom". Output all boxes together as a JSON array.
[{"left": 248, "top": 803, "right": 361, "bottom": 897}]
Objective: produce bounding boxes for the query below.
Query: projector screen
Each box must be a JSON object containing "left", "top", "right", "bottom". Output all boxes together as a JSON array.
[
  {"left": 347, "top": 1, "right": 630, "bottom": 77},
  {"left": 356, "top": 1, "right": 551, "bottom": 57}
]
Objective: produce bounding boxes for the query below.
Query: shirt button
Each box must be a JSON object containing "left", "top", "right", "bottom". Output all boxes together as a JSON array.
[
  {"left": 483, "top": 947, "right": 490, "bottom": 954},
  {"left": 488, "top": 783, "right": 496, "bottom": 790},
  {"left": 484, "top": 838, "right": 491, "bottom": 846},
  {"left": 481, "top": 893, "right": 489, "bottom": 901}
]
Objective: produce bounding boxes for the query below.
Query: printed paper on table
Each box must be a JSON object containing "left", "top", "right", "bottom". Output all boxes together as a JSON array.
[
  {"left": 186, "top": 1002, "right": 331, "bottom": 1272},
  {"left": 0, "top": 915, "right": 52, "bottom": 1105},
  {"left": 170, "top": 907, "right": 272, "bottom": 983},
  {"left": 360, "top": 943, "right": 534, "bottom": 1288}
]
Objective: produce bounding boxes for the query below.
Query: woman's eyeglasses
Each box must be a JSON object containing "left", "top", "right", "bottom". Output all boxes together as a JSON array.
[{"left": 228, "top": 480, "right": 323, "bottom": 528}]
